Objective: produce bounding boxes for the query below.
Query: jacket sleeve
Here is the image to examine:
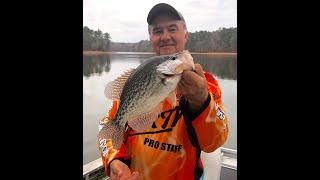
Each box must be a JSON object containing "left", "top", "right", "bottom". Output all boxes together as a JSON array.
[
  {"left": 181, "top": 72, "right": 229, "bottom": 153},
  {"left": 97, "top": 100, "right": 131, "bottom": 176}
]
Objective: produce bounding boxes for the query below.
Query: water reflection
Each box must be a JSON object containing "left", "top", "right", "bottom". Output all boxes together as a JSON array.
[
  {"left": 83, "top": 55, "right": 111, "bottom": 77},
  {"left": 193, "top": 55, "right": 237, "bottom": 80},
  {"left": 83, "top": 54, "right": 237, "bottom": 80}
]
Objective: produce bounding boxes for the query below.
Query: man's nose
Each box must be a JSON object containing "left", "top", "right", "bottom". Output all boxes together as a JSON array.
[{"left": 160, "top": 30, "right": 171, "bottom": 41}]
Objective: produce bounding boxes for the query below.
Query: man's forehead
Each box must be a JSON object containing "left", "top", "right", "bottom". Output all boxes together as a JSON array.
[{"left": 150, "top": 18, "right": 183, "bottom": 29}]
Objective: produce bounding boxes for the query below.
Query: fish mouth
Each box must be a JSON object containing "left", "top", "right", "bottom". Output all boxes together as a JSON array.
[
  {"left": 161, "top": 73, "right": 182, "bottom": 79},
  {"left": 162, "top": 73, "right": 176, "bottom": 78}
]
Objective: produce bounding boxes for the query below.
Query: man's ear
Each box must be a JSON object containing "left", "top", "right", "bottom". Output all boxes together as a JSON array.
[
  {"left": 148, "top": 27, "right": 152, "bottom": 40},
  {"left": 185, "top": 31, "right": 189, "bottom": 41}
]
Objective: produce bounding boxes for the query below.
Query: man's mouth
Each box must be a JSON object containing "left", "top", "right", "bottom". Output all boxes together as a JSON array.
[{"left": 160, "top": 44, "right": 175, "bottom": 47}]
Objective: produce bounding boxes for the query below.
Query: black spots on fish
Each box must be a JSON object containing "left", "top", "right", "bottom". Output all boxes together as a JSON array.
[{"left": 117, "top": 108, "right": 125, "bottom": 119}]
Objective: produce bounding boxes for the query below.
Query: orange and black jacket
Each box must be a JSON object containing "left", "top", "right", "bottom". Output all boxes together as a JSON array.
[{"left": 97, "top": 72, "right": 229, "bottom": 180}]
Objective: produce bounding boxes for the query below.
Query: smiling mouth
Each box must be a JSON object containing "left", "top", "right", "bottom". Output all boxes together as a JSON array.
[{"left": 160, "top": 44, "right": 175, "bottom": 47}]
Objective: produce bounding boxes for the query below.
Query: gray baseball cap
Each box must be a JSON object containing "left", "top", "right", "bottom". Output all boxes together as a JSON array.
[{"left": 147, "top": 3, "right": 185, "bottom": 25}]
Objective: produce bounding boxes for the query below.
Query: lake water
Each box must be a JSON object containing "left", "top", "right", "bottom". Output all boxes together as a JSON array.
[{"left": 83, "top": 53, "right": 237, "bottom": 165}]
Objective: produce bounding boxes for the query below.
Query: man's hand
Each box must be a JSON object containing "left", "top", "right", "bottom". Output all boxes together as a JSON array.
[
  {"left": 178, "top": 64, "right": 208, "bottom": 112},
  {"left": 110, "top": 160, "right": 139, "bottom": 180}
]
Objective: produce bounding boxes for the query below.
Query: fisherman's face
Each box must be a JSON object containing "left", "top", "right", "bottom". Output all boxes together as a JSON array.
[{"left": 149, "top": 15, "right": 188, "bottom": 55}]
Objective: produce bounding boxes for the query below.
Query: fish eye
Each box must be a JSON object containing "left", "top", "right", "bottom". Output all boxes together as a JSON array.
[{"left": 168, "top": 56, "right": 176, "bottom": 60}]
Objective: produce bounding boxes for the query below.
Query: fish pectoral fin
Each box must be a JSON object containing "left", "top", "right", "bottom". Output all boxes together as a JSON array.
[
  {"left": 128, "top": 104, "right": 163, "bottom": 132},
  {"left": 104, "top": 69, "right": 135, "bottom": 100}
]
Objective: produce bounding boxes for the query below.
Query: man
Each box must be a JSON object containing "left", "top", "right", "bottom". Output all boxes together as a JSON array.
[{"left": 98, "top": 3, "right": 229, "bottom": 180}]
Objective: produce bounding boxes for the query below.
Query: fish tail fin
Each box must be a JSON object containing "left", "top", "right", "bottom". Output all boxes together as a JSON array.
[{"left": 101, "top": 119, "right": 125, "bottom": 150}]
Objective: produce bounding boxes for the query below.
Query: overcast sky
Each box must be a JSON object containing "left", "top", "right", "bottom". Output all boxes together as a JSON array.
[{"left": 83, "top": 0, "right": 237, "bottom": 43}]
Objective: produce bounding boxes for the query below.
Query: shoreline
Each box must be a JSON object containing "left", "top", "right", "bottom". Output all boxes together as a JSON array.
[{"left": 83, "top": 51, "right": 237, "bottom": 56}]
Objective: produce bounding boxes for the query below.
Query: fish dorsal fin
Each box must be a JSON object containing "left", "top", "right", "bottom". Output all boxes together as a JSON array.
[
  {"left": 104, "top": 69, "right": 134, "bottom": 100},
  {"left": 128, "top": 104, "right": 163, "bottom": 132}
]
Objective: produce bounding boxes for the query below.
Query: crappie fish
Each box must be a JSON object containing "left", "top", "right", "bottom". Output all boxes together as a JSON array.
[{"left": 103, "top": 50, "right": 194, "bottom": 149}]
